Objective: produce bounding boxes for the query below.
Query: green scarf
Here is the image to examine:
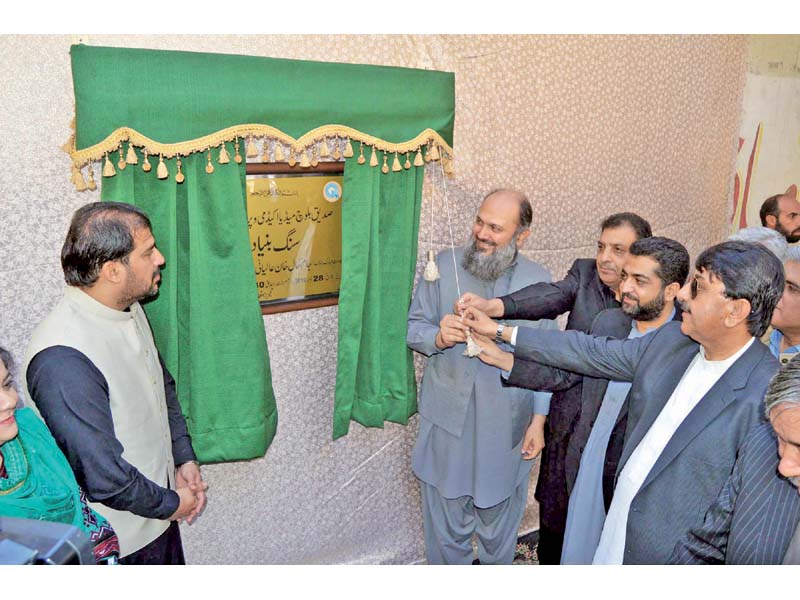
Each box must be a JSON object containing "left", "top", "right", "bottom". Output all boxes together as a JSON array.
[{"left": 0, "top": 408, "right": 86, "bottom": 529}]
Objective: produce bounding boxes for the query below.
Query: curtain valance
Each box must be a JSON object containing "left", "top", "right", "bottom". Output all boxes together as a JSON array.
[{"left": 67, "top": 44, "right": 456, "bottom": 189}]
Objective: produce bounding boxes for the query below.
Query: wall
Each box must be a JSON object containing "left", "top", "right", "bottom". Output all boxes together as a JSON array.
[
  {"left": 730, "top": 34, "right": 800, "bottom": 231},
  {"left": 0, "top": 34, "right": 747, "bottom": 563}
]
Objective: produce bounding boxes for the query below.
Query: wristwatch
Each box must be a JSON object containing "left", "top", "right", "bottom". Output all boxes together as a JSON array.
[{"left": 495, "top": 322, "right": 506, "bottom": 343}]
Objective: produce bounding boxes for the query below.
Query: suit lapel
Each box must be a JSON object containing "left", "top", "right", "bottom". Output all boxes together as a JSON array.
[
  {"left": 618, "top": 343, "right": 698, "bottom": 470},
  {"left": 639, "top": 340, "right": 765, "bottom": 490}
]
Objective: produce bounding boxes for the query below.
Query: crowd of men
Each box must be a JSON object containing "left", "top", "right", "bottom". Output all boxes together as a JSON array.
[
  {"left": 4, "top": 184, "right": 800, "bottom": 565},
  {"left": 410, "top": 185, "right": 800, "bottom": 564}
]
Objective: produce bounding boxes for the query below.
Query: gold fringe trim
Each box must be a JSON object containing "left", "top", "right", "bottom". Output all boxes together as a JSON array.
[{"left": 65, "top": 124, "right": 454, "bottom": 190}]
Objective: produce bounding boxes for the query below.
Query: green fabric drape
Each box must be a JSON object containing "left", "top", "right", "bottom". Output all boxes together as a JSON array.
[
  {"left": 101, "top": 145, "right": 277, "bottom": 463},
  {"left": 333, "top": 158, "right": 424, "bottom": 439}
]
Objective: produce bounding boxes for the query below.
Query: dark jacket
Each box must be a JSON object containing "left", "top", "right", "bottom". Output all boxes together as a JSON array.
[
  {"left": 514, "top": 322, "right": 778, "bottom": 564},
  {"left": 500, "top": 258, "right": 618, "bottom": 530},
  {"left": 669, "top": 422, "right": 800, "bottom": 565}
]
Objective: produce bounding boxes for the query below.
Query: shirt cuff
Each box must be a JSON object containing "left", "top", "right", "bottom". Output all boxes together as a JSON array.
[{"left": 510, "top": 326, "right": 518, "bottom": 346}]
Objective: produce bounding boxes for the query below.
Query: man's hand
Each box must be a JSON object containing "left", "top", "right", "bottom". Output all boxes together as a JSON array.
[
  {"left": 522, "top": 414, "right": 546, "bottom": 460},
  {"left": 169, "top": 486, "right": 199, "bottom": 522},
  {"left": 455, "top": 293, "right": 505, "bottom": 318},
  {"left": 176, "top": 462, "right": 208, "bottom": 524},
  {"left": 435, "top": 314, "right": 470, "bottom": 349},
  {"left": 471, "top": 332, "right": 515, "bottom": 371},
  {"left": 461, "top": 306, "right": 501, "bottom": 338}
]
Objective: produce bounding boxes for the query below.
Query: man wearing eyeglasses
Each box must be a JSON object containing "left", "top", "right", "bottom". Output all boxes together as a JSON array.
[
  {"left": 769, "top": 246, "right": 800, "bottom": 366},
  {"left": 462, "top": 240, "right": 784, "bottom": 564}
]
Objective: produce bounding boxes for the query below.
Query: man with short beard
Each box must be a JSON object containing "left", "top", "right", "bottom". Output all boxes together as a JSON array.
[
  {"left": 407, "top": 189, "right": 556, "bottom": 564},
  {"left": 760, "top": 185, "right": 800, "bottom": 244},
  {"left": 24, "top": 202, "right": 207, "bottom": 564}
]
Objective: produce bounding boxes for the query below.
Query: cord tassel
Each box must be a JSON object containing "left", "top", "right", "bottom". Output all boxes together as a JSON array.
[
  {"left": 126, "top": 143, "right": 138, "bottom": 165},
  {"left": 175, "top": 157, "right": 185, "bottom": 183},
  {"left": 219, "top": 144, "right": 231, "bottom": 164},
  {"left": 102, "top": 153, "right": 116, "bottom": 177},
  {"left": 234, "top": 138, "right": 243, "bottom": 164},
  {"left": 423, "top": 250, "right": 440, "bottom": 282},
  {"left": 142, "top": 150, "right": 152, "bottom": 172},
  {"left": 343, "top": 138, "right": 354, "bottom": 158},
  {"left": 71, "top": 165, "right": 87, "bottom": 191},
  {"left": 157, "top": 155, "right": 169, "bottom": 179}
]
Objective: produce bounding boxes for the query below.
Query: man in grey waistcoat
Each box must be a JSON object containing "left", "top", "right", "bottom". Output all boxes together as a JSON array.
[{"left": 407, "top": 189, "right": 555, "bottom": 564}]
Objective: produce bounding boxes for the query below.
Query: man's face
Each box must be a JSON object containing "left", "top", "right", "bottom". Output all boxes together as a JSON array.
[
  {"left": 676, "top": 268, "right": 735, "bottom": 345},
  {"left": 770, "top": 196, "right": 800, "bottom": 243},
  {"left": 618, "top": 255, "right": 668, "bottom": 322},
  {"left": 771, "top": 260, "right": 800, "bottom": 335},
  {"left": 596, "top": 225, "right": 638, "bottom": 291},
  {"left": 770, "top": 404, "right": 800, "bottom": 494},
  {"left": 120, "top": 227, "right": 165, "bottom": 306},
  {"left": 0, "top": 359, "right": 19, "bottom": 445},
  {"left": 471, "top": 192, "right": 526, "bottom": 255}
]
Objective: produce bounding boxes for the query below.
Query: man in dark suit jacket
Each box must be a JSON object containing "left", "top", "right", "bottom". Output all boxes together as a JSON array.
[
  {"left": 669, "top": 357, "right": 800, "bottom": 564},
  {"left": 465, "top": 240, "right": 785, "bottom": 563},
  {"left": 457, "top": 212, "right": 652, "bottom": 563}
]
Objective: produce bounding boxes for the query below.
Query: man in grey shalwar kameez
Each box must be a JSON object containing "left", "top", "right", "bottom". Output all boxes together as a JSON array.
[{"left": 407, "top": 189, "right": 555, "bottom": 564}]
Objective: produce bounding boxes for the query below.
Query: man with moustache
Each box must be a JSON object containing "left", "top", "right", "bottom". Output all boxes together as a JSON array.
[
  {"left": 457, "top": 212, "right": 652, "bottom": 563},
  {"left": 669, "top": 357, "right": 800, "bottom": 564},
  {"left": 463, "top": 240, "right": 784, "bottom": 563},
  {"left": 407, "top": 189, "right": 555, "bottom": 564},
  {"left": 760, "top": 185, "right": 800, "bottom": 244},
  {"left": 24, "top": 202, "right": 207, "bottom": 564}
]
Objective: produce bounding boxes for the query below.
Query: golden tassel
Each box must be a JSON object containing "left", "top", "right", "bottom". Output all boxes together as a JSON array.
[
  {"left": 357, "top": 142, "right": 366, "bottom": 165},
  {"left": 71, "top": 165, "right": 87, "bottom": 191},
  {"left": 205, "top": 151, "right": 215, "bottom": 174},
  {"left": 443, "top": 155, "right": 455, "bottom": 175},
  {"left": 381, "top": 152, "right": 389, "bottom": 174},
  {"left": 319, "top": 140, "right": 330, "bottom": 158},
  {"left": 102, "top": 153, "right": 116, "bottom": 177},
  {"left": 343, "top": 139, "right": 354, "bottom": 158},
  {"left": 175, "top": 157, "right": 185, "bottom": 183},
  {"left": 142, "top": 150, "right": 152, "bottom": 172},
  {"left": 414, "top": 148, "right": 424, "bottom": 167},
  {"left": 404, "top": 153, "right": 411, "bottom": 170},
  {"left": 246, "top": 137, "right": 258, "bottom": 158},
  {"left": 424, "top": 144, "right": 432, "bottom": 162},
  {"left": 219, "top": 144, "right": 231, "bottom": 164},
  {"left": 261, "top": 142, "right": 270, "bottom": 163},
  {"left": 429, "top": 144, "right": 441, "bottom": 161},
  {"left": 310, "top": 147, "right": 319, "bottom": 168},
  {"left": 332, "top": 139, "right": 342, "bottom": 161},
  {"left": 234, "top": 138, "right": 243, "bottom": 164},
  {"left": 126, "top": 143, "right": 138, "bottom": 165},
  {"left": 392, "top": 152, "right": 402, "bottom": 172},
  {"left": 299, "top": 149, "right": 311, "bottom": 168},
  {"left": 275, "top": 144, "right": 285, "bottom": 162},
  {"left": 288, "top": 149, "right": 297, "bottom": 167},
  {"left": 86, "top": 164, "right": 97, "bottom": 191},
  {"left": 423, "top": 249, "right": 440, "bottom": 282},
  {"left": 369, "top": 146, "right": 378, "bottom": 167},
  {"left": 117, "top": 148, "right": 127, "bottom": 171},
  {"left": 157, "top": 155, "right": 169, "bottom": 179}
]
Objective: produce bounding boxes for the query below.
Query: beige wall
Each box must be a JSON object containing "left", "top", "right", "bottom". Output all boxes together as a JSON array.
[{"left": 0, "top": 34, "right": 747, "bottom": 564}]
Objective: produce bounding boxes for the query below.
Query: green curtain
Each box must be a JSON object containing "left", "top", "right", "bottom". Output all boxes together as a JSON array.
[
  {"left": 101, "top": 144, "right": 277, "bottom": 463},
  {"left": 333, "top": 158, "right": 424, "bottom": 439}
]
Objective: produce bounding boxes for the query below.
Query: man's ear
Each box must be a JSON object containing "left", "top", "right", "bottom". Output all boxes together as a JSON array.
[
  {"left": 725, "top": 297, "right": 752, "bottom": 329},
  {"left": 99, "top": 260, "right": 124, "bottom": 284},
  {"left": 515, "top": 229, "right": 531, "bottom": 247},
  {"left": 663, "top": 281, "right": 681, "bottom": 302},
  {"left": 766, "top": 214, "right": 778, "bottom": 229}
]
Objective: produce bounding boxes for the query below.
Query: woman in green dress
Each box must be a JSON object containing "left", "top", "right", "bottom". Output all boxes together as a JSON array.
[{"left": 0, "top": 345, "right": 119, "bottom": 564}]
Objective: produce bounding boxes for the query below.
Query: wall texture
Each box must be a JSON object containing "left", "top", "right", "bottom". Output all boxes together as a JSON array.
[{"left": 0, "top": 34, "right": 747, "bottom": 564}]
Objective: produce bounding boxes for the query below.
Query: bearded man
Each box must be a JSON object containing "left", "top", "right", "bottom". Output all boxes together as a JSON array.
[
  {"left": 407, "top": 189, "right": 555, "bottom": 564},
  {"left": 24, "top": 202, "right": 207, "bottom": 564}
]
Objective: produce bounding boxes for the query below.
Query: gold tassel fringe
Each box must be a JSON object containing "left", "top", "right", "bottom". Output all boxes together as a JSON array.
[
  {"left": 71, "top": 165, "right": 88, "bottom": 191},
  {"left": 357, "top": 143, "right": 365, "bottom": 165},
  {"left": 381, "top": 152, "right": 389, "bottom": 174},
  {"left": 86, "top": 164, "right": 97, "bottom": 191},
  {"left": 369, "top": 146, "right": 378, "bottom": 167},
  {"left": 126, "top": 144, "right": 138, "bottom": 165},
  {"left": 343, "top": 139, "right": 354, "bottom": 158},
  {"left": 205, "top": 151, "right": 215, "bottom": 174},
  {"left": 234, "top": 138, "right": 243, "bottom": 164},
  {"left": 157, "top": 155, "right": 169, "bottom": 179},
  {"left": 102, "top": 154, "right": 116, "bottom": 178},
  {"left": 142, "top": 150, "right": 152, "bottom": 172},
  {"left": 175, "top": 157, "right": 185, "bottom": 183},
  {"left": 246, "top": 137, "right": 258, "bottom": 158},
  {"left": 414, "top": 149, "right": 424, "bottom": 167},
  {"left": 219, "top": 144, "right": 231, "bottom": 164},
  {"left": 392, "top": 152, "right": 402, "bottom": 172},
  {"left": 117, "top": 148, "right": 127, "bottom": 171},
  {"left": 274, "top": 144, "right": 285, "bottom": 162}
]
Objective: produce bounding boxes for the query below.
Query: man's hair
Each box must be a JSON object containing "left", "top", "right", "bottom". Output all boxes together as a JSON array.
[
  {"left": 759, "top": 194, "right": 782, "bottom": 227},
  {"left": 728, "top": 226, "right": 788, "bottom": 262},
  {"left": 61, "top": 202, "right": 152, "bottom": 287},
  {"left": 628, "top": 236, "right": 690, "bottom": 288},
  {"left": 484, "top": 188, "right": 532, "bottom": 232},
  {"left": 600, "top": 212, "right": 652, "bottom": 240},
  {"left": 695, "top": 240, "right": 785, "bottom": 338},
  {"left": 764, "top": 355, "right": 800, "bottom": 417},
  {"left": 785, "top": 245, "right": 800, "bottom": 265}
]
